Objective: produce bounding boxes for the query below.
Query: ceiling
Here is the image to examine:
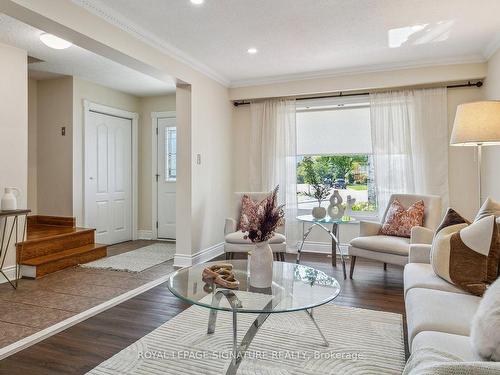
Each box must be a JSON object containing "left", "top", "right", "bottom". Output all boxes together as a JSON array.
[
  {"left": 0, "top": 14, "right": 176, "bottom": 96},
  {"left": 74, "top": 0, "right": 500, "bottom": 87}
]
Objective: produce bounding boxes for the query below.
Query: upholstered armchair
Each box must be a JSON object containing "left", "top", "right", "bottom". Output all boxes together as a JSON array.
[
  {"left": 224, "top": 192, "right": 287, "bottom": 261},
  {"left": 348, "top": 194, "right": 442, "bottom": 278}
]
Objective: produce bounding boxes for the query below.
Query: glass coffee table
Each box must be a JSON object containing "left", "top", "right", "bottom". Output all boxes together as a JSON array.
[
  {"left": 167, "top": 260, "right": 341, "bottom": 375},
  {"left": 296, "top": 215, "right": 357, "bottom": 279}
]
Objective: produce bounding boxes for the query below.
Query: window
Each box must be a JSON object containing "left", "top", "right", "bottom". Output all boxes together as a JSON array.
[
  {"left": 165, "top": 126, "right": 176, "bottom": 181},
  {"left": 296, "top": 97, "right": 377, "bottom": 216}
]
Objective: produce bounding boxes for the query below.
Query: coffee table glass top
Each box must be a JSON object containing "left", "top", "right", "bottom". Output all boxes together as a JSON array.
[
  {"left": 297, "top": 214, "right": 357, "bottom": 224},
  {"left": 167, "top": 260, "right": 341, "bottom": 314}
]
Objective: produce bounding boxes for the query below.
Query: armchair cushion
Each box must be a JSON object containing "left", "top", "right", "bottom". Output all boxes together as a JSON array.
[
  {"left": 350, "top": 235, "right": 410, "bottom": 256},
  {"left": 225, "top": 231, "right": 286, "bottom": 245}
]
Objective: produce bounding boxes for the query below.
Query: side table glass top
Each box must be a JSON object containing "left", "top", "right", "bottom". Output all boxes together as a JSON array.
[
  {"left": 167, "top": 260, "right": 340, "bottom": 314},
  {"left": 297, "top": 214, "right": 357, "bottom": 224}
]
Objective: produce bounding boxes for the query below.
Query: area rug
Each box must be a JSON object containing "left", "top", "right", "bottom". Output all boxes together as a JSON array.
[
  {"left": 87, "top": 302, "right": 405, "bottom": 374},
  {"left": 80, "top": 243, "right": 176, "bottom": 272}
]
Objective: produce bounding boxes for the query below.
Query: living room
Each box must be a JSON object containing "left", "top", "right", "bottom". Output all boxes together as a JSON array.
[{"left": 0, "top": 1, "right": 499, "bottom": 374}]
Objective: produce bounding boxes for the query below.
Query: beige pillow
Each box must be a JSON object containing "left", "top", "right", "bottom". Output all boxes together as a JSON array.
[
  {"left": 475, "top": 198, "right": 500, "bottom": 279},
  {"left": 475, "top": 197, "right": 500, "bottom": 221},
  {"left": 431, "top": 208, "right": 498, "bottom": 296}
]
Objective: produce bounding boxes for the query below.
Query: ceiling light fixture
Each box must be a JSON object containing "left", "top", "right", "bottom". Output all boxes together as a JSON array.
[
  {"left": 247, "top": 47, "right": 258, "bottom": 54},
  {"left": 190, "top": 0, "right": 204, "bottom": 4},
  {"left": 39, "top": 33, "right": 72, "bottom": 49}
]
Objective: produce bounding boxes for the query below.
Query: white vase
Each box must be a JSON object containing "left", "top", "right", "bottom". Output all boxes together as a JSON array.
[
  {"left": 1, "top": 187, "right": 20, "bottom": 211},
  {"left": 249, "top": 241, "right": 273, "bottom": 288},
  {"left": 312, "top": 206, "right": 326, "bottom": 219}
]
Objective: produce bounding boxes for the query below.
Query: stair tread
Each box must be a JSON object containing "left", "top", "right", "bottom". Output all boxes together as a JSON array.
[
  {"left": 21, "top": 226, "right": 95, "bottom": 243},
  {"left": 21, "top": 244, "right": 107, "bottom": 266}
]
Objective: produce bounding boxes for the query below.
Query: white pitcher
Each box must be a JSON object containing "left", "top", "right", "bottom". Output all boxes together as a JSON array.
[{"left": 1, "top": 187, "right": 20, "bottom": 211}]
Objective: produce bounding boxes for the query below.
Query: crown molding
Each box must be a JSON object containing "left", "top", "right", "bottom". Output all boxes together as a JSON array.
[
  {"left": 483, "top": 32, "right": 500, "bottom": 60},
  {"left": 72, "top": 0, "right": 230, "bottom": 86},
  {"left": 229, "top": 55, "right": 487, "bottom": 88}
]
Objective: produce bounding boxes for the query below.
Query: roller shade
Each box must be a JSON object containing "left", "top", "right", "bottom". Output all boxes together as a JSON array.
[{"left": 297, "top": 106, "right": 372, "bottom": 155}]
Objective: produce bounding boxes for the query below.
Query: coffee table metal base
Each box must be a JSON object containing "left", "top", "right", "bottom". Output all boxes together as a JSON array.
[{"left": 207, "top": 289, "right": 329, "bottom": 375}]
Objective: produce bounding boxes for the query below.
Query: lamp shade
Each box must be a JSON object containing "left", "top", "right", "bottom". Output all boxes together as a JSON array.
[{"left": 450, "top": 101, "right": 500, "bottom": 146}]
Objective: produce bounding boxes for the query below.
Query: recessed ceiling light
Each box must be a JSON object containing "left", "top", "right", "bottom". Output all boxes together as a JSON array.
[
  {"left": 39, "top": 33, "right": 72, "bottom": 49},
  {"left": 247, "top": 47, "right": 258, "bottom": 54},
  {"left": 190, "top": 0, "right": 204, "bottom": 4}
]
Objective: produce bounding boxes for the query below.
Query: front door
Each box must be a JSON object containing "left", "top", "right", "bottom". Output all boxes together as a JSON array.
[
  {"left": 157, "top": 116, "right": 176, "bottom": 239},
  {"left": 85, "top": 111, "right": 132, "bottom": 244}
]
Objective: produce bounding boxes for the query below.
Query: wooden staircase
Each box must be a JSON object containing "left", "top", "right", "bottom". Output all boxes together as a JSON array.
[{"left": 17, "top": 216, "right": 107, "bottom": 278}]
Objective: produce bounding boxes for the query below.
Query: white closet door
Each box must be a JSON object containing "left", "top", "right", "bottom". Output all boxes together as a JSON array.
[
  {"left": 157, "top": 117, "right": 176, "bottom": 239},
  {"left": 85, "top": 111, "right": 132, "bottom": 244}
]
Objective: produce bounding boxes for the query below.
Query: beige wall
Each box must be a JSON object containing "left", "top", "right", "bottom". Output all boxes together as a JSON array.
[
  {"left": 32, "top": 75, "right": 176, "bottom": 232},
  {"left": 137, "top": 94, "right": 176, "bottom": 231},
  {"left": 2, "top": 0, "right": 234, "bottom": 264},
  {"left": 0, "top": 42, "right": 28, "bottom": 270},
  {"left": 36, "top": 77, "right": 73, "bottom": 216},
  {"left": 229, "top": 63, "right": 487, "bottom": 100},
  {"left": 72, "top": 77, "right": 140, "bottom": 225},
  {"left": 27, "top": 78, "right": 37, "bottom": 213},
  {"left": 483, "top": 49, "right": 500, "bottom": 202}
]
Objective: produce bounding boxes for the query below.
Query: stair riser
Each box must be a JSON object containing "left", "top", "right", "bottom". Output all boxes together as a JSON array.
[
  {"left": 30, "top": 247, "right": 107, "bottom": 278},
  {"left": 18, "top": 231, "right": 95, "bottom": 261},
  {"left": 28, "top": 215, "right": 76, "bottom": 228}
]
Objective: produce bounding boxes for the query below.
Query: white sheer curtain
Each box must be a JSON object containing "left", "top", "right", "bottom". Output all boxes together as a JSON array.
[
  {"left": 249, "top": 99, "right": 299, "bottom": 248},
  {"left": 370, "top": 88, "right": 448, "bottom": 216}
]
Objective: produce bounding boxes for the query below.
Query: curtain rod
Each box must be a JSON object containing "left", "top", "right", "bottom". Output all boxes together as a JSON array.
[{"left": 232, "top": 80, "right": 483, "bottom": 107}]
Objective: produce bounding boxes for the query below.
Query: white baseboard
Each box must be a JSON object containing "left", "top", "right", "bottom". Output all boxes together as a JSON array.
[
  {"left": 137, "top": 230, "right": 154, "bottom": 240},
  {"left": 174, "top": 242, "right": 224, "bottom": 268},
  {"left": 0, "top": 265, "right": 18, "bottom": 284},
  {"left": 288, "top": 241, "right": 348, "bottom": 255}
]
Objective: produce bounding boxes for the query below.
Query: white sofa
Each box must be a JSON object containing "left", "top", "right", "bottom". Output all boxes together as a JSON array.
[{"left": 404, "top": 241, "right": 500, "bottom": 372}]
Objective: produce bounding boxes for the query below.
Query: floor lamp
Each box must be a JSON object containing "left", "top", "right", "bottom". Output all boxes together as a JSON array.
[{"left": 450, "top": 101, "right": 500, "bottom": 207}]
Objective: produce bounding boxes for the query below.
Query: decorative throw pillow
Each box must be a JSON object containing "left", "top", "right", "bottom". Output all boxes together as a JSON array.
[
  {"left": 470, "top": 277, "right": 500, "bottom": 361},
  {"left": 475, "top": 198, "right": 500, "bottom": 280},
  {"left": 379, "top": 199, "right": 425, "bottom": 238},
  {"left": 431, "top": 208, "right": 499, "bottom": 296},
  {"left": 238, "top": 195, "right": 266, "bottom": 231},
  {"left": 475, "top": 197, "right": 500, "bottom": 221}
]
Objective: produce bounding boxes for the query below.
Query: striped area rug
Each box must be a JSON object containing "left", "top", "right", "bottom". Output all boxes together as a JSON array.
[{"left": 87, "top": 301, "right": 405, "bottom": 374}]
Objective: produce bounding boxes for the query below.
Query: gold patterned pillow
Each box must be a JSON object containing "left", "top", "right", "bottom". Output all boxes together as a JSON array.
[
  {"left": 379, "top": 199, "right": 425, "bottom": 238},
  {"left": 431, "top": 208, "right": 499, "bottom": 296}
]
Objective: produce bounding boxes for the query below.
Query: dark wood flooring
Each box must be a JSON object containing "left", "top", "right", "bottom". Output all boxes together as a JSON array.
[{"left": 0, "top": 248, "right": 406, "bottom": 375}]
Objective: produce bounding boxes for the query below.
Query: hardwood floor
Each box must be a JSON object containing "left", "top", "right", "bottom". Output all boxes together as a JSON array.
[{"left": 0, "top": 248, "right": 406, "bottom": 375}]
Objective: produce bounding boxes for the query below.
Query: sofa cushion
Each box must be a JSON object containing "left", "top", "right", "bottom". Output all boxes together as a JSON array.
[
  {"left": 404, "top": 263, "right": 468, "bottom": 297},
  {"left": 412, "top": 331, "right": 478, "bottom": 361},
  {"left": 225, "top": 231, "right": 286, "bottom": 245},
  {"left": 405, "top": 288, "right": 481, "bottom": 347},
  {"left": 350, "top": 235, "right": 410, "bottom": 256}
]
